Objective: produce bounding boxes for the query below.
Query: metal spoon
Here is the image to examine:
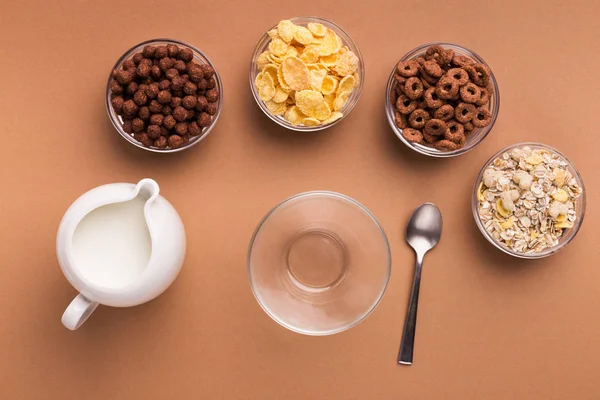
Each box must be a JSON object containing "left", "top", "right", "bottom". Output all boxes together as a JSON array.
[{"left": 398, "top": 203, "right": 443, "bottom": 365}]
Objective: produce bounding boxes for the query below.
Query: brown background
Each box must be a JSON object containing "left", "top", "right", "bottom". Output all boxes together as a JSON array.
[{"left": 1, "top": 0, "right": 599, "bottom": 398}]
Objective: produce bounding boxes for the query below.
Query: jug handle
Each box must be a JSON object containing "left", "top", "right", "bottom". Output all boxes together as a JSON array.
[{"left": 62, "top": 294, "right": 99, "bottom": 330}]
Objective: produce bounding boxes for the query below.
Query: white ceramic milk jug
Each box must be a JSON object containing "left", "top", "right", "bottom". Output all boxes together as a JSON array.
[{"left": 56, "top": 178, "right": 186, "bottom": 330}]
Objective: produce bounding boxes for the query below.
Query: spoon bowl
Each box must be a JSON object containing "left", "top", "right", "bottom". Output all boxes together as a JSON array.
[{"left": 406, "top": 203, "right": 443, "bottom": 253}]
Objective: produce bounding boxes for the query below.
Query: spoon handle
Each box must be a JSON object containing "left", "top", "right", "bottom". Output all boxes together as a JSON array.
[{"left": 398, "top": 254, "right": 423, "bottom": 365}]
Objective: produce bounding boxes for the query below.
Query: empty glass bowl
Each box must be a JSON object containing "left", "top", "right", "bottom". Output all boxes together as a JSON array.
[
  {"left": 106, "top": 38, "right": 223, "bottom": 153},
  {"left": 249, "top": 17, "right": 364, "bottom": 132},
  {"left": 386, "top": 43, "right": 499, "bottom": 157},
  {"left": 247, "top": 191, "right": 390, "bottom": 335},
  {"left": 472, "top": 142, "right": 586, "bottom": 259}
]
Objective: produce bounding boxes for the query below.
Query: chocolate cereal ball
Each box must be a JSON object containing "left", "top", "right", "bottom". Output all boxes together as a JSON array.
[
  {"left": 159, "top": 57, "right": 174, "bottom": 72},
  {"left": 158, "top": 79, "right": 170, "bottom": 90},
  {"left": 183, "top": 81, "right": 197, "bottom": 95},
  {"left": 122, "top": 100, "right": 138, "bottom": 118},
  {"left": 171, "top": 76, "right": 185, "bottom": 91},
  {"left": 205, "top": 89, "right": 219, "bottom": 103},
  {"left": 163, "top": 115, "right": 176, "bottom": 130},
  {"left": 136, "top": 63, "right": 151, "bottom": 78},
  {"left": 157, "top": 90, "right": 172, "bottom": 104},
  {"left": 205, "top": 102, "right": 218, "bottom": 116},
  {"left": 111, "top": 96, "right": 124, "bottom": 113},
  {"left": 165, "top": 68, "right": 179, "bottom": 80},
  {"left": 196, "top": 96, "right": 208, "bottom": 112},
  {"left": 166, "top": 44, "right": 179, "bottom": 57},
  {"left": 179, "top": 47, "right": 194, "bottom": 62},
  {"left": 168, "top": 135, "right": 184, "bottom": 148},
  {"left": 188, "top": 65, "right": 204, "bottom": 83},
  {"left": 123, "top": 59, "right": 136, "bottom": 71},
  {"left": 146, "top": 83, "right": 159, "bottom": 99},
  {"left": 138, "top": 106, "right": 150, "bottom": 121},
  {"left": 201, "top": 64, "right": 215, "bottom": 78},
  {"left": 154, "top": 136, "right": 168, "bottom": 149},
  {"left": 110, "top": 81, "right": 124, "bottom": 95},
  {"left": 172, "top": 106, "right": 187, "bottom": 122},
  {"left": 161, "top": 105, "right": 172, "bottom": 116},
  {"left": 155, "top": 45, "right": 168, "bottom": 59},
  {"left": 142, "top": 45, "right": 156, "bottom": 58},
  {"left": 126, "top": 81, "right": 139, "bottom": 95},
  {"left": 188, "top": 121, "right": 202, "bottom": 136},
  {"left": 182, "top": 95, "right": 197, "bottom": 109},
  {"left": 122, "top": 120, "right": 133, "bottom": 133},
  {"left": 206, "top": 78, "right": 216, "bottom": 89},
  {"left": 149, "top": 113, "right": 164, "bottom": 126},
  {"left": 132, "top": 118, "right": 145, "bottom": 133},
  {"left": 174, "top": 60, "right": 187, "bottom": 73},
  {"left": 133, "top": 90, "right": 148, "bottom": 106},
  {"left": 147, "top": 124, "right": 161, "bottom": 139},
  {"left": 175, "top": 122, "right": 188, "bottom": 135},
  {"left": 197, "top": 112, "right": 211, "bottom": 127},
  {"left": 170, "top": 97, "right": 182, "bottom": 108},
  {"left": 149, "top": 100, "right": 162, "bottom": 113}
]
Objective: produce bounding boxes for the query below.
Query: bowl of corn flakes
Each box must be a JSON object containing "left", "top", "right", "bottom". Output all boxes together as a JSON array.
[{"left": 250, "top": 17, "right": 364, "bottom": 131}]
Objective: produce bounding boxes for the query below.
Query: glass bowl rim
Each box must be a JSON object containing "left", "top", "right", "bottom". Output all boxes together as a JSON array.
[
  {"left": 246, "top": 190, "right": 391, "bottom": 335},
  {"left": 105, "top": 38, "right": 224, "bottom": 153},
  {"left": 249, "top": 16, "right": 365, "bottom": 133},
  {"left": 471, "top": 141, "right": 587, "bottom": 259},
  {"left": 385, "top": 42, "right": 500, "bottom": 158}
]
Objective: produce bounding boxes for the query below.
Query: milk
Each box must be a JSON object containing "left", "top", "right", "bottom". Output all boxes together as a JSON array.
[{"left": 71, "top": 197, "right": 151, "bottom": 289}]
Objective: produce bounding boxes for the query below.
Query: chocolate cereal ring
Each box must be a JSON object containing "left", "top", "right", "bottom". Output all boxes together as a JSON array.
[
  {"left": 443, "top": 49, "right": 455, "bottom": 65},
  {"left": 396, "top": 60, "right": 420, "bottom": 77},
  {"left": 452, "top": 55, "right": 474, "bottom": 68},
  {"left": 444, "top": 120, "right": 465, "bottom": 142},
  {"left": 421, "top": 70, "right": 440, "bottom": 86},
  {"left": 424, "top": 118, "right": 447, "bottom": 136},
  {"left": 435, "top": 76, "right": 460, "bottom": 100},
  {"left": 422, "top": 131, "right": 437, "bottom": 143},
  {"left": 394, "top": 111, "right": 408, "bottom": 129},
  {"left": 404, "top": 77, "right": 424, "bottom": 100},
  {"left": 423, "top": 87, "right": 445, "bottom": 108},
  {"left": 464, "top": 121, "right": 474, "bottom": 131},
  {"left": 485, "top": 80, "right": 494, "bottom": 96},
  {"left": 446, "top": 68, "right": 469, "bottom": 86},
  {"left": 394, "top": 73, "right": 407, "bottom": 85},
  {"left": 408, "top": 109, "right": 430, "bottom": 129},
  {"left": 401, "top": 128, "right": 424, "bottom": 143},
  {"left": 396, "top": 94, "right": 418, "bottom": 115},
  {"left": 421, "top": 78, "right": 433, "bottom": 89},
  {"left": 475, "top": 87, "right": 490, "bottom": 106},
  {"left": 423, "top": 60, "right": 443, "bottom": 78},
  {"left": 465, "top": 63, "right": 490, "bottom": 86},
  {"left": 460, "top": 83, "right": 481, "bottom": 103},
  {"left": 425, "top": 45, "right": 446, "bottom": 64},
  {"left": 433, "top": 139, "right": 459, "bottom": 151},
  {"left": 394, "top": 82, "right": 405, "bottom": 97},
  {"left": 472, "top": 106, "right": 492, "bottom": 128},
  {"left": 434, "top": 104, "right": 455, "bottom": 121},
  {"left": 455, "top": 102, "right": 476, "bottom": 123},
  {"left": 415, "top": 56, "right": 426, "bottom": 66}
]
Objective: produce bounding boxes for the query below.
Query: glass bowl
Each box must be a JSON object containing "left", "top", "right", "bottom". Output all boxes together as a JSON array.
[
  {"left": 472, "top": 142, "right": 586, "bottom": 259},
  {"left": 247, "top": 191, "right": 390, "bottom": 335},
  {"left": 249, "top": 17, "right": 364, "bottom": 132},
  {"left": 106, "top": 38, "right": 223, "bottom": 153},
  {"left": 386, "top": 43, "right": 500, "bottom": 157}
]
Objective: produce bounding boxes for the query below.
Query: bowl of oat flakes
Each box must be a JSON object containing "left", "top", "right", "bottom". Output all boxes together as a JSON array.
[{"left": 473, "top": 143, "right": 585, "bottom": 258}]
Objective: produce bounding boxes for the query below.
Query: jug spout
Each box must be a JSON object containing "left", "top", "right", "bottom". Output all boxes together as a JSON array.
[{"left": 135, "top": 178, "right": 160, "bottom": 200}]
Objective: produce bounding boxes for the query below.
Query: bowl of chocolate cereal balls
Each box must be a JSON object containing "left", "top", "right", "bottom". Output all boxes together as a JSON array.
[
  {"left": 107, "top": 39, "right": 223, "bottom": 152},
  {"left": 386, "top": 43, "right": 499, "bottom": 157}
]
